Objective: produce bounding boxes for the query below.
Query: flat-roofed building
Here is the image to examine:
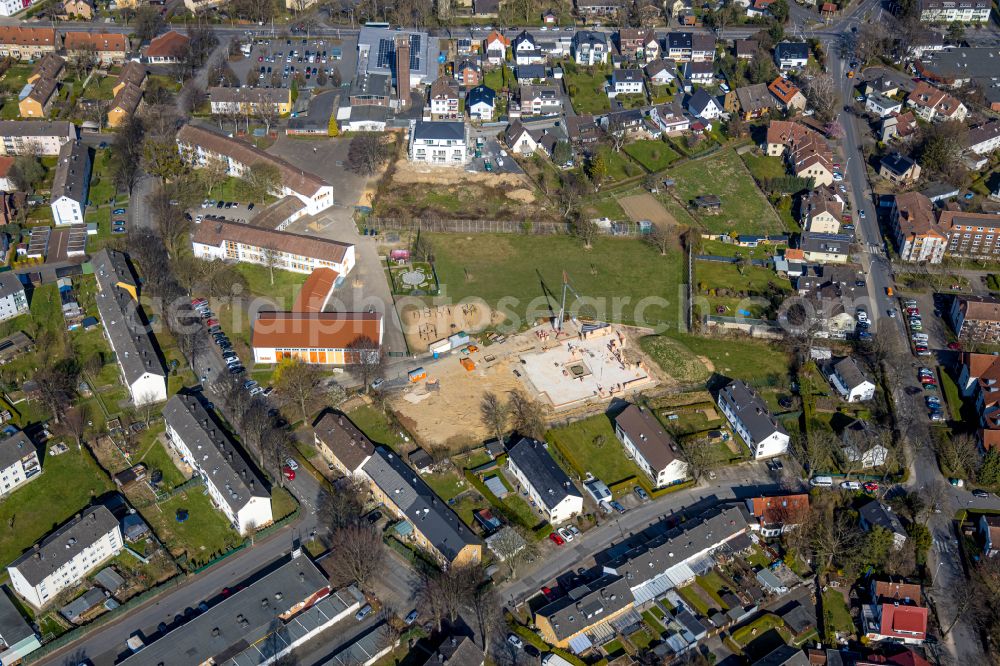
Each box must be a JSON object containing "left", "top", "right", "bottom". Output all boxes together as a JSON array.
[
  {"left": 50, "top": 141, "right": 90, "bottom": 226},
  {"left": 163, "top": 394, "right": 272, "bottom": 534},
  {"left": 177, "top": 125, "right": 333, "bottom": 214},
  {"left": 8, "top": 506, "right": 122, "bottom": 608},
  {"left": 91, "top": 249, "right": 167, "bottom": 406}
]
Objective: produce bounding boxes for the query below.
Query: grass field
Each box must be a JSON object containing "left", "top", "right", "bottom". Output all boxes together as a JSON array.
[
  {"left": 425, "top": 233, "right": 684, "bottom": 330},
  {"left": 562, "top": 62, "right": 611, "bottom": 114},
  {"left": 641, "top": 332, "right": 790, "bottom": 386},
  {"left": 546, "top": 414, "right": 648, "bottom": 489},
  {"left": 141, "top": 489, "right": 241, "bottom": 564},
  {"left": 822, "top": 589, "right": 854, "bottom": 639},
  {"left": 346, "top": 405, "right": 409, "bottom": 451},
  {"left": 624, "top": 140, "right": 682, "bottom": 172},
  {"left": 732, "top": 614, "right": 790, "bottom": 647},
  {"left": 678, "top": 584, "right": 711, "bottom": 615},
  {"left": 742, "top": 153, "right": 787, "bottom": 183},
  {"left": 596, "top": 146, "right": 643, "bottom": 182},
  {"left": 0, "top": 446, "right": 113, "bottom": 567},
  {"left": 662, "top": 150, "right": 784, "bottom": 234},
  {"left": 695, "top": 261, "right": 791, "bottom": 319}
]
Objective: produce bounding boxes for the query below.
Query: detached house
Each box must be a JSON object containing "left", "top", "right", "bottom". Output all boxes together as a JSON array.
[
  {"left": 650, "top": 101, "right": 690, "bottom": 134},
  {"left": 746, "top": 494, "right": 809, "bottom": 537},
  {"left": 429, "top": 78, "right": 460, "bottom": 120},
  {"left": 610, "top": 68, "right": 644, "bottom": 96},
  {"left": 484, "top": 31, "right": 510, "bottom": 66},
  {"left": 467, "top": 84, "right": 496, "bottom": 121},
  {"left": 859, "top": 500, "right": 908, "bottom": 549},
  {"left": 507, "top": 437, "right": 583, "bottom": 524},
  {"left": 841, "top": 420, "right": 890, "bottom": 468},
  {"left": 774, "top": 42, "right": 809, "bottom": 71},
  {"left": 865, "top": 91, "right": 903, "bottom": 118},
  {"left": 572, "top": 31, "right": 608, "bottom": 66},
  {"left": 614, "top": 404, "right": 688, "bottom": 488},
  {"left": 726, "top": 82, "right": 775, "bottom": 120},
  {"left": 828, "top": 356, "right": 876, "bottom": 402},
  {"left": 800, "top": 186, "right": 843, "bottom": 233},
  {"left": 717, "top": 379, "right": 790, "bottom": 459},
  {"left": 645, "top": 59, "right": 676, "bottom": 85},
  {"left": 768, "top": 76, "right": 807, "bottom": 111},
  {"left": 687, "top": 89, "right": 722, "bottom": 120},
  {"left": 681, "top": 60, "right": 714, "bottom": 86},
  {"left": 519, "top": 84, "right": 562, "bottom": 115},
  {"left": 511, "top": 31, "right": 543, "bottom": 66},
  {"left": 881, "top": 111, "right": 918, "bottom": 143},
  {"left": 456, "top": 60, "right": 482, "bottom": 86},
  {"left": 879, "top": 153, "right": 921, "bottom": 184},
  {"left": 907, "top": 81, "right": 967, "bottom": 122}
]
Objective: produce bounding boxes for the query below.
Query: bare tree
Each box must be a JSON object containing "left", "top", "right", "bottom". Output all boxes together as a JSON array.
[
  {"left": 261, "top": 247, "right": 280, "bottom": 287},
  {"left": 573, "top": 218, "right": 599, "bottom": 249},
  {"left": 273, "top": 359, "right": 325, "bottom": 422},
  {"left": 679, "top": 438, "right": 720, "bottom": 483},
  {"left": 318, "top": 477, "right": 367, "bottom": 529},
  {"left": 256, "top": 100, "right": 282, "bottom": 135},
  {"left": 468, "top": 577, "right": 504, "bottom": 656},
  {"left": 480, "top": 392, "right": 509, "bottom": 443},
  {"left": 792, "top": 430, "right": 838, "bottom": 475},
  {"left": 347, "top": 336, "right": 384, "bottom": 391},
  {"left": 605, "top": 115, "right": 627, "bottom": 153},
  {"left": 646, "top": 224, "right": 672, "bottom": 255},
  {"left": 327, "top": 524, "right": 386, "bottom": 590},
  {"left": 804, "top": 73, "right": 840, "bottom": 124},
  {"left": 934, "top": 431, "right": 979, "bottom": 479},
  {"left": 59, "top": 404, "right": 90, "bottom": 447},
  {"left": 508, "top": 390, "right": 545, "bottom": 440},
  {"left": 199, "top": 155, "right": 229, "bottom": 197},
  {"left": 417, "top": 566, "right": 475, "bottom": 631},
  {"left": 34, "top": 358, "right": 78, "bottom": 424},
  {"left": 489, "top": 526, "right": 534, "bottom": 577},
  {"left": 347, "top": 134, "right": 390, "bottom": 175}
]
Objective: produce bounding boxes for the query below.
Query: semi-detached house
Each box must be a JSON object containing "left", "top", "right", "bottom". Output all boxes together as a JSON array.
[
  {"left": 91, "top": 249, "right": 167, "bottom": 406},
  {"left": 8, "top": 507, "right": 122, "bottom": 608},
  {"left": 0, "top": 429, "right": 39, "bottom": 497},
  {"left": 177, "top": 125, "right": 333, "bottom": 215},
  {"left": 716, "top": 380, "right": 789, "bottom": 459},
  {"left": 507, "top": 437, "right": 583, "bottom": 524},
  {"left": 907, "top": 81, "right": 967, "bottom": 123},
  {"left": 614, "top": 404, "right": 687, "bottom": 488},
  {"left": 163, "top": 395, "right": 273, "bottom": 535}
]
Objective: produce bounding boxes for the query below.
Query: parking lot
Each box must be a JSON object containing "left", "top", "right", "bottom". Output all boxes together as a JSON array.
[
  {"left": 228, "top": 36, "right": 358, "bottom": 92},
  {"left": 192, "top": 200, "right": 258, "bottom": 226},
  {"left": 467, "top": 137, "right": 523, "bottom": 175}
]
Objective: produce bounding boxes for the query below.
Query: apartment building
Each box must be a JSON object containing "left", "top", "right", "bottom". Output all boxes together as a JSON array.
[
  {"left": 208, "top": 87, "right": 293, "bottom": 116},
  {"left": 951, "top": 295, "right": 1000, "bottom": 343},
  {"left": 613, "top": 404, "right": 687, "bottom": 488},
  {"left": 91, "top": 249, "right": 167, "bottom": 406},
  {"left": 535, "top": 575, "right": 636, "bottom": 651},
  {"left": 507, "top": 437, "right": 582, "bottom": 524},
  {"left": 907, "top": 81, "right": 967, "bottom": 122},
  {"left": 163, "top": 395, "right": 272, "bottom": 535},
  {"left": 617, "top": 28, "right": 658, "bottom": 62},
  {"left": 919, "top": 0, "right": 991, "bottom": 22},
  {"left": 363, "top": 447, "right": 482, "bottom": 567},
  {"left": 745, "top": 494, "right": 809, "bottom": 537},
  {"left": 50, "top": 141, "right": 90, "bottom": 227},
  {"left": 0, "top": 120, "right": 74, "bottom": 155},
  {"left": 891, "top": 191, "right": 946, "bottom": 263},
  {"left": 765, "top": 120, "right": 834, "bottom": 186},
  {"left": 8, "top": 506, "right": 122, "bottom": 608},
  {"left": 519, "top": 84, "right": 562, "bottom": 115},
  {"left": 408, "top": 120, "right": 469, "bottom": 165},
  {"left": 571, "top": 31, "right": 609, "bottom": 66},
  {"left": 0, "top": 429, "right": 39, "bottom": 496},
  {"left": 191, "top": 219, "right": 355, "bottom": 275},
  {"left": 63, "top": 32, "right": 128, "bottom": 66},
  {"left": 313, "top": 412, "right": 375, "bottom": 477},
  {"left": 716, "top": 380, "right": 790, "bottom": 459},
  {"left": 611, "top": 68, "right": 644, "bottom": 96},
  {"left": 0, "top": 273, "right": 27, "bottom": 322},
  {"left": 0, "top": 28, "right": 56, "bottom": 59},
  {"left": 177, "top": 125, "right": 333, "bottom": 214}
]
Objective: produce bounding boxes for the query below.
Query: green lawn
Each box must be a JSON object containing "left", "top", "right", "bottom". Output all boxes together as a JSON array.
[
  {"left": 425, "top": 233, "right": 684, "bottom": 330},
  {"left": 695, "top": 260, "right": 791, "bottom": 319},
  {"left": 641, "top": 331, "right": 791, "bottom": 386},
  {"left": 940, "top": 370, "right": 962, "bottom": 421},
  {"left": 624, "top": 140, "right": 681, "bottom": 172},
  {"left": 211, "top": 176, "right": 278, "bottom": 207},
  {"left": 596, "top": 146, "right": 643, "bottom": 182},
  {"left": 662, "top": 150, "right": 785, "bottom": 234},
  {"left": 85, "top": 73, "right": 120, "bottom": 101},
  {"left": 562, "top": 61, "right": 611, "bottom": 114},
  {"left": 0, "top": 446, "right": 114, "bottom": 568},
  {"left": 133, "top": 425, "right": 187, "bottom": 490},
  {"left": 822, "top": 589, "right": 854, "bottom": 639},
  {"left": 696, "top": 569, "right": 731, "bottom": 609},
  {"left": 732, "top": 614, "right": 790, "bottom": 647},
  {"left": 423, "top": 470, "right": 467, "bottom": 501},
  {"left": 678, "top": 584, "right": 711, "bottom": 615},
  {"left": 139, "top": 488, "right": 241, "bottom": 565},
  {"left": 346, "top": 405, "right": 409, "bottom": 451},
  {"left": 741, "top": 153, "right": 787, "bottom": 183},
  {"left": 745, "top": 544, "right": 773, "bottom": 569},
  {"left": 271, "top": 485, "right": 298, "bottom": 520},
  {"left": 546, "top": 414, "right": 648, "bottom": 489}
]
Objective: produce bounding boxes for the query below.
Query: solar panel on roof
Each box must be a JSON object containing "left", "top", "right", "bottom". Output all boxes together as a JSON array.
[{"left": 409, "top": 34, "right": 421, "bottom": 70}]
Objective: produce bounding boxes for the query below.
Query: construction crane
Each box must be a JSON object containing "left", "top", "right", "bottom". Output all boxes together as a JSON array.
[{"left": 555, "top": 271, "right": 583, "bottom": 333}]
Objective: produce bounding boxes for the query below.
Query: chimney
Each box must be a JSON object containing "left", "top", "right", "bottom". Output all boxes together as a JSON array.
[{"left": 395, "top": 36, "right": 411, "bottom": 110}]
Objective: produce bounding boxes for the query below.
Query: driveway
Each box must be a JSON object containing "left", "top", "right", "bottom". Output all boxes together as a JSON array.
[{"left": 266, "top": 135, "right": 369, "bottom": 211}]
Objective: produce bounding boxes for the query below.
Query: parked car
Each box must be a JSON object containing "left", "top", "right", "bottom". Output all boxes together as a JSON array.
[
  {"left": 355, "top": 604, "right": 373, "bottom": 621},
  {"left": 282, "top": 465, "right": 295, "bottom": 481},
  {"left": 404, "top": 610, "right": 419, "bottom": 625},
  {"left": 285, "top": 457, "right": 299, "bottom": 471},
  {"left": 974, "top": 489, "right": 991, "bottom": 498},
  {"left": 548, "top": 532, "right": 565, "bottom": 546},
  {"left": 558, "top": 527, "right": 574, "bottom": 542},
  {"left": 634, "top": 486, "right": 649, "bottom": 501},
  {"left": 507, "top": 634, "right": 524, "bottom": 650},
  {"left": 841, "top": 480, "right": 861, "bottom": 490},
  {"left": 609, "top": 500, "right": 626, "bottom": 514}
]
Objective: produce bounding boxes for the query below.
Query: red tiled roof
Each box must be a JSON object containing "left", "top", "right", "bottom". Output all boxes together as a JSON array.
[
  {"left": 749, "top": 494, "right": 809, "bottom": 526},
  {"left": 0, "top": 26, "right": 56, "bottom": 47},
  {"left": 880, "top": 603, "right": 927, "bottom": 639},
  {"left": 64, "top": 31, "right": 127, "bottom": 53},
  {"left": 873, "top": 581, "right": 922, "bottom": 605},
  {"left": 145, "top": 30, "right": 189, "bottom": 59}
]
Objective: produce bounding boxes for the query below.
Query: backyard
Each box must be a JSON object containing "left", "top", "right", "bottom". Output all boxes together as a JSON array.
[
  {"left": 662, "top": 150, "right": 785, "bottom": 235},
  {"left": 424, "top": 233, "right": 684, "bottom": 330},
  {"left": 546, "top": 414, "right": 651, "bottom": 492},
  {"left": 624, "top": 140, "right": 681, "bottom": 173},
  {"left": 694, "top": 260, "right": 791, "bottom": 320},
  {"left": 139, "top": 487, "right": 242, "bottom": 566},
  {"left": 0, "top": 446, "right": 114, "bottom": 567},
  {"left": 346, "top": 405, "right": 410, "bottom": 451},
  {"left": 561, "top": 61, "right": 611, "bottom": 114},
  {"left": 640, "top": 331, "right": 791, "bottom": 387}
]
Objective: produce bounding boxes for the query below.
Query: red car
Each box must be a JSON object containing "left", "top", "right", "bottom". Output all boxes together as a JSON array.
[
  {"left": 282, "top": 465, "right": 296, "bottom": 481},
  {"left": 549, "top": 532, "right": 565, "bottom": 546},
  {"left": 948, "top": 342, "right": 962, "bottom": 351},
  {"left": 864, "top": 482, "right": 879, "bottom": 493},
  {"left": 206, "top": 319, "right": 219, "bottom": 327},
  {"left": 541, "top": 586, "right": 554, "bottom": 600},
  {"left": 920, "top": 375, "right": 936, "bottom": 384}
]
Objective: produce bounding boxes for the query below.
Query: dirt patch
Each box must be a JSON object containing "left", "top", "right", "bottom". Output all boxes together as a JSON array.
[
  {"left": 507, "top": 188, "right": 536, "bottom": 203},
  {"left": 698, "top": 355, "right": 715, "bottom": 372},
  {"left": 392, "top": 161, "right": 526, "bottom": 187},
  {"left": 619, "top": 193, "right": 679, "bottom": 228}
]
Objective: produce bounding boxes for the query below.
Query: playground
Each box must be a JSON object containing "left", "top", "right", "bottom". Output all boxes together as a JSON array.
[{"left": 386, "top": 257, "right": 439, "bottom": 296}]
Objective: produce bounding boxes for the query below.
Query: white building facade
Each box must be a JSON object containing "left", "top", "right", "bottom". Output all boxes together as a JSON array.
[
  {"left": 408, "top": 120, "right": 469, "bottom": 165},
  {"left": 717, "top": 380, "right": 790, "bottom": 459}
]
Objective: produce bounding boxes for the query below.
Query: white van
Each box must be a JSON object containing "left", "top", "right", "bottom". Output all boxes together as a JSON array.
[
  {"left": 543, "top": 654, "right": 576, "bottom": 666},
  {"left": 810, "top": 476, "right": 834, "bottom": 487},
  {"left": 841, "top": 481, "right": 861, "bottom": 490}
]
